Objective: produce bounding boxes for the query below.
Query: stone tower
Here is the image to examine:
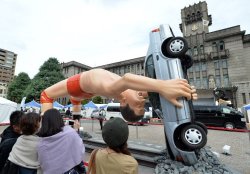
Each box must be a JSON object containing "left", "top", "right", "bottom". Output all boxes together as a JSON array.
[{"left": 179, "top": 1, "right": 212, "bottom": 37}]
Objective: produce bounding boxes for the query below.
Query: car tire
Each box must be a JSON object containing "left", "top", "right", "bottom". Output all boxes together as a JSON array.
[
  {"left": 195, "top": 121, "right": 208, "bottom": 134},
  {"left": 165, "top": 37, "right": 188, "bottom": 58},
  {"left": 181, "top": 124, "right": 207, "bottom": 150},
  {"left": 180, "top": 54, "right": 193, "bottom": 70},
  {"left": 224, "top": 122, "right": 235, "bottom": 129}
]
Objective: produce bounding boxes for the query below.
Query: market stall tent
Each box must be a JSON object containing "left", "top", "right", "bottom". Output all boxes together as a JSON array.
[{"left": 0, "top": 97, "right": 17, "bottom": 124}]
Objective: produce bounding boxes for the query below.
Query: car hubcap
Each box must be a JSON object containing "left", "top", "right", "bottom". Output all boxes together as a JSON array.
[
  {"left": 169, "top": 39, "right": 184, "bottom": 53},
  {"left": 226, "top": 124, "right": 233, "bottom": 129},
  {"left": 185, "top": 128, "right": 202, "bottom": 145}
]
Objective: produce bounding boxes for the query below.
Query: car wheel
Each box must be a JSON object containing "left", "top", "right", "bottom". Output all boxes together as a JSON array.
[
  {"left": 181, "top": 54, "right": 193, "bottom": 70},
  {"left": 224, "top": 122, "right": 235, "bottom": 129},
  {"left": 195, "top": 121, "right": 208, "bottom": 134},
  {"left": 181, "top": 124, "right": 207, "bottom": 150},
  {"left": 165, "top": 37, "right": 188, "bottom": 58}
]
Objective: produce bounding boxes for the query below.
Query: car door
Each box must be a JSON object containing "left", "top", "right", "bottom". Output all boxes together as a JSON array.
[{"left": 194, "top": 106, "right": 212, "bottom": 125}]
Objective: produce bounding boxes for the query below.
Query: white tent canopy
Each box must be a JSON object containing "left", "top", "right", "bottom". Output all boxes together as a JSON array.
[{"left": 0, "top": 97, "right": 17, "bottom": 124}]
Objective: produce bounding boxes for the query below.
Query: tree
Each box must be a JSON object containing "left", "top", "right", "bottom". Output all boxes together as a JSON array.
[
  {"left": 92, "top": 96, "right": 103, "bottom": 104},
  {"left": 23, "top": 58, "right": 65, "bottom": 102},
  {"left": 81, "top": 99, "right": 90, "bottom": 105},
  {"left": 7, "top": 72, "right": 31, "bottom": 103}
]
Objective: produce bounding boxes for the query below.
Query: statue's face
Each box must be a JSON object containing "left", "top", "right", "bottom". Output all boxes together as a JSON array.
[{"left": 120, "top": 89, "right": 146, "bottom": 116}]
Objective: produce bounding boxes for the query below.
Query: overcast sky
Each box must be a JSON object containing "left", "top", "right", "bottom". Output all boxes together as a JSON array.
[{"left": 1, "top": 0, "right": 249, "bottom": 78}]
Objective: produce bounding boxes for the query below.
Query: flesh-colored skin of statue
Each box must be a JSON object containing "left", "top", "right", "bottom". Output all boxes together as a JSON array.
[{"left": 40, "top": 69, "right": 197, "bottom": 120}]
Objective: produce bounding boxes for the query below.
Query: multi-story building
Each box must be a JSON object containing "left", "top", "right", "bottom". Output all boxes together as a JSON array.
[
  {"left": 96, "top": 57, "right": 145, "bottom": 76},
  {"left": 61, "top": 1, "right": 250, "bottom": 108},
  {"left": 61, "top": 61, "right": 91, "bottom": 78},
  {"left": 0, "top": 48, "right": 17, "bottom": 98},
  {"left": 179, "top": 1, "right": 250, "bottom": 108}
]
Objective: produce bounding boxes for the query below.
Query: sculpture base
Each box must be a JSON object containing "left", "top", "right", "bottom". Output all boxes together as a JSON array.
[{"left": 155, "top": 147, "right": 241, "bottom": 174}]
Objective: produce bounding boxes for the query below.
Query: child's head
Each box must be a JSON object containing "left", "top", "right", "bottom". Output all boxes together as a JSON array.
[{"left": 20, "top": 112, "right": 41, "bottom": 135}]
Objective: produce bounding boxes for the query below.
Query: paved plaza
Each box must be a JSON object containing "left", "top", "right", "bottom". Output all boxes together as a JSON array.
[
  {"left": 1, "top": 120, "right": 249, "bottom": 174},
  {"left": 80, "top": 119, "right": 250, "bottom": 174}
]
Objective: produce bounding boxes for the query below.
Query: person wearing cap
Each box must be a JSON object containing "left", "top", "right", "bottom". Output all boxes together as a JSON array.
[
  {"left": 40, "top": 68, "right": 197, "bottom": 122},
  {"left": 88, "top": 117, "right": 137, "bottom": 174}
]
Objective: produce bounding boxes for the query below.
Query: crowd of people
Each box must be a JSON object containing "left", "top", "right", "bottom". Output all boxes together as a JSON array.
[
  {"left": 0, "top": 109, "right": 86, "bottom": 174},
  {"left": 0, "top": 68, "right": 197, "bottom": 174}
]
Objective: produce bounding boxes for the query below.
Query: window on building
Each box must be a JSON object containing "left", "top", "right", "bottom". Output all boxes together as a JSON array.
[
  {"left": 131, "top": 64, "right": 135, "bottom": 72},
  {"left": 0, "top": 89, "right": 2, "bottom": 94},
  {"left": 197, "top": 11, "right": 202, "bottom": 20},
  {"left": 192, "top": 13, "right": 195, "bottom": 21},
  {"left": 200, "top": 45, "right": 204, "bottom": 54},
  {"left": 212, "top": 42, "right": 217, "bottom": 52},
  {"left": 214, "top": 61, "right": 220, "bottom": 69},
  {"left": 195, "top": 71, "right": 200, "bottom": 78},
  {"left": 202, "top": 77, "right": 208, "bottom": 88},
  {"left": 137, "top": 64, "right": 140, "bottom": 69},
  {"left": 195, "top": 63, "right": 200, "bottom": 71},
  {"left": 188, "top": 48, "right": 192, "bottom": 56},
  {"left": 188, "top": 72, "right": 194, "bottom": 78},
  {"left": 194, "top": 46, "right": 198, "bottom": 56},
  {"left": 221, "top": 59, "right": 228, "bottom": 68},
  {"left": 201, "top": 62, "right": 206, "bottom": 71},
  {"left": 242, "top": 93, "right": 246, "bottom": 104},
  {"left": 118, "top": 67, "right": 121, "bottom": 74},
  {"left": 215, "top": 69, "right": 220, "bottom": 76},
  {"left": 127, "top": 65, "right": 130, "bottom": 71},
  {"left": 223, "top": 75, "right": 229, "bottom": 87},
  {"left": 196, "top": 77, "right": 201, "bottom": 88},
  {"left": 189, "top": 78, "right": 194, "bottom": 86},
  {"left": 202, "top": 71, "right": 207, "bottom": 77},
  {"left": 221, "top": 59, "right": 229, "bottom": 85},
  {"left": 219, "top": 41, "right": 225, "bottom": 51},
  {"left": 222, "top": 68, "right": 228, "bottom": 76},
  {"left": 215, "top": 75, "right": 221, "bottom": 87}
]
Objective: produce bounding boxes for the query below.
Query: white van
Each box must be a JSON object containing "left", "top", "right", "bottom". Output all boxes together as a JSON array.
[
  {"left": 105, "top": 103, "right": 123, "bottom": 120},
  {"left": 105, "top": 103, "right": 152, "bottom": 124}
]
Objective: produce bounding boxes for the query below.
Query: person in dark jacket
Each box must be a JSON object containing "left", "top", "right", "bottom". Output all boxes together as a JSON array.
[
  {"left": 0, "top": 111, "right": 24, "bottom": 171},
  {"left": 2, "top": 112, "right": 42, "bottom": 174},
  {"left": 0, "top": 111, "right": 23, "bottom": 143}
]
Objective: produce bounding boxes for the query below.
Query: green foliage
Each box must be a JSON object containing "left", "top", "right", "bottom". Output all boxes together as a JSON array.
[
  {"left": 7, "top": 72, "right": 31, "bottom": 103},
  {"left": 23, "top": 57, "right": 65, "bottom": 102},
  {"left": 81, "top": 99, "right": 90, "bottom": 105},
  {"left": 92, "top": 96, "right": 102, "bottom": 104}
]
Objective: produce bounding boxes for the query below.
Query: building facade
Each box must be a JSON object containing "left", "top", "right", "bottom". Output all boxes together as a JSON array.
[
  {"left": 0, "top": 48, "right": 17, "bottom": 98},
  {"left": 61, "top": 1, "right": 250, "bottom": 108},
  {"left": 179, "top": 1, "right": 250, "bottom": 108}
]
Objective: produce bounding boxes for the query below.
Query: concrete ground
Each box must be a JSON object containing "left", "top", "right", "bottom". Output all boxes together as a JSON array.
[
  {"left": 1, "top": 120, "right": 249, "bottom": 174},
  {"left": 80, "top": 120, "right": 250, "bottom": 174}
]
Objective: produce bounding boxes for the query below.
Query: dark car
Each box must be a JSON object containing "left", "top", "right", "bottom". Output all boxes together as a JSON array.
[{"left": 193, "top": 105, "right": 246, "bottom": 129}]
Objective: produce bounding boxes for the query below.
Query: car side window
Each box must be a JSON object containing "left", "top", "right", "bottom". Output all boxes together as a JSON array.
[{"left": 222, "top": 107, "right": 231, "bottom": 114}]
